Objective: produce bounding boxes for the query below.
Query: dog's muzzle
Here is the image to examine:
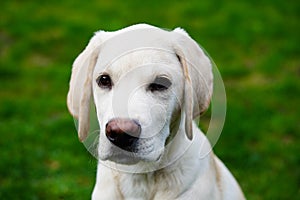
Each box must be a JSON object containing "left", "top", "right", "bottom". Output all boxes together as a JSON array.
[{"left": 105, "top": 118, "right": 141, "bottom": 152}]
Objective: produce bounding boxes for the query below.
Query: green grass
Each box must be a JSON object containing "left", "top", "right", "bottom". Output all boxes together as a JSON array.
[{"left": 0, "top": 0, "right": 299, "bottom": 199}]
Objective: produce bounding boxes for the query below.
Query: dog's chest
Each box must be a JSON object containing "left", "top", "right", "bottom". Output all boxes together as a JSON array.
[
  {"left": 117, "top": 171, "right": 181, "bottom": 199},
  {"left": 118, "top": 173, "right": 154, "bottom": 199}
]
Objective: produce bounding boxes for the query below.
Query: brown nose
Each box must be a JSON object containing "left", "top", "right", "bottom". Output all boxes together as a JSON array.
[{"left": 105, "top": 118, "right": 141, "bottom": 152}]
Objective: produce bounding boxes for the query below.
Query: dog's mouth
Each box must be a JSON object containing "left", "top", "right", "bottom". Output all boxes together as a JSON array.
[
  {"left": 96, "top": 117, "right": 171, "bottom": 165},
  {"left": 99, "top": 137, "right": 164, "bottom": 165},
  {"left": 106, "top": 131, "right": 140, "bottom": 153}
]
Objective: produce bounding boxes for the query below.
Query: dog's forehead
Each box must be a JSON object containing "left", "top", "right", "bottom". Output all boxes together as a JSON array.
[
  {"left": 112, "top": 50, "right": 178, "bottom": 71},
  {"left": 95, "top": 49, "right": 182, "bottom": 80},
  {"left": 92, "top": 28, "right": 183, "bottom": 77}
]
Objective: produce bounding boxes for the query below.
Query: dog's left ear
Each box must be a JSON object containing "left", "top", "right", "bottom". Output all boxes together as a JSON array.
[
  {"left": 172, "top": 28, "right": 213, "bottom": 140},
  {"left": 67, "top": 34, "right": 102, "bottom": 142}
]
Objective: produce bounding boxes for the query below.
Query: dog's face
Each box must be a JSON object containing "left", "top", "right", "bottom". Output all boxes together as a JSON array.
[
  {"left": 93, "top": 50, "right": 184, "bottom": 164},
  {"left": 67, "top": 24, "right": 213, "bottom": 166}
]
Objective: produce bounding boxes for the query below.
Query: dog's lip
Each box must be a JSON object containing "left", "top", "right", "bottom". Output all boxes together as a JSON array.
[
  {"left": 112, "top": 140, "right": 154, "bottom": 155},
  {"left": 101, "top": 142, "right": 159, "bottom": 163}
]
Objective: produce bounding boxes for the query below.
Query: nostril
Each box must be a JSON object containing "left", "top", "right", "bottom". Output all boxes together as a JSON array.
[
  {"left": 105, "top": 118, "right": 141, "bottom": 152},
  {"left": 106, "top": 122, "right": 123, "bottom": 141},
  {"left": 106, "top": 130, "right": 118, "bottom": 142}
]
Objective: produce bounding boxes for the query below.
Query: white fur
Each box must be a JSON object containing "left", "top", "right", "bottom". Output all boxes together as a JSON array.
[{"left": 67, "top": 24, "right": 245, "bottom": 199}]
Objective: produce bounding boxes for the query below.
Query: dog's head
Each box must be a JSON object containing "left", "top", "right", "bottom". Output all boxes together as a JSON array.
[{"left": 67, "top": 24, "right": 213, "bottom": 164}]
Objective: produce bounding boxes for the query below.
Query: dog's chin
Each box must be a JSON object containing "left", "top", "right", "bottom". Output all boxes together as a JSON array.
[
  {"left": 106, "top": 155, "right": 140, "bottom": 165},
  {"left": 99, "top": 151, "right": 163, "bottom": 165}
]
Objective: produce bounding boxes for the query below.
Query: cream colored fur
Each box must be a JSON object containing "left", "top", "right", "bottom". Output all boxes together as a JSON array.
[{"left": 67, "top": 24, "right": 245, "bottom": 199}]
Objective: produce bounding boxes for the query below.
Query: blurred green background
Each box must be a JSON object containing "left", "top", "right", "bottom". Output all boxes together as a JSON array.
[{"left": 0, "top": 0, "right": 299, "bottom": 199}]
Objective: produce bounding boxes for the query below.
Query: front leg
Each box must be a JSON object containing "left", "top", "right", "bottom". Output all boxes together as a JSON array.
[{"left": 92, "top": 164, "right": 122, "bottom": 200}]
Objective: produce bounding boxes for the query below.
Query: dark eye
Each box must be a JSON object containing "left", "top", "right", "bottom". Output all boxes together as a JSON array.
[
  {"left": 96, "top": 74, "right": 112, "bottom": 89},
  {"left": 148, "top": 76, "right": 172, "bottom": 92}
]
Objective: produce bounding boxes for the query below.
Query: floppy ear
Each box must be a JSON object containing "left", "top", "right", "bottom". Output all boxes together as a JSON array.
[
  {"left": 172, "top": 28, "right": 213, "bottom": 140},
  {"left": 67, "top": 34, "right": 102, "bottom": 142}
]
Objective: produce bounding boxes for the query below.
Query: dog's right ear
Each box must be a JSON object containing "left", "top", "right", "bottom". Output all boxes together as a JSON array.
[
  {"left": 172, "top": 28, "right": 213, "bottom": 140},
  {"left": 67, "top": 33, "right": 103, "bottom": 142}
]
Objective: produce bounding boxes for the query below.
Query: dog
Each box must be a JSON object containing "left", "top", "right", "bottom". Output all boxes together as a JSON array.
[{"left": 67, "top": 24, "right": 245, "bottom": 200}]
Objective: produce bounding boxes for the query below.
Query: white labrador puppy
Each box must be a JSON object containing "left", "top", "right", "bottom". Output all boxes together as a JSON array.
[{"left": 67, "top": 24, "right": 245, "bottom": 200}]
